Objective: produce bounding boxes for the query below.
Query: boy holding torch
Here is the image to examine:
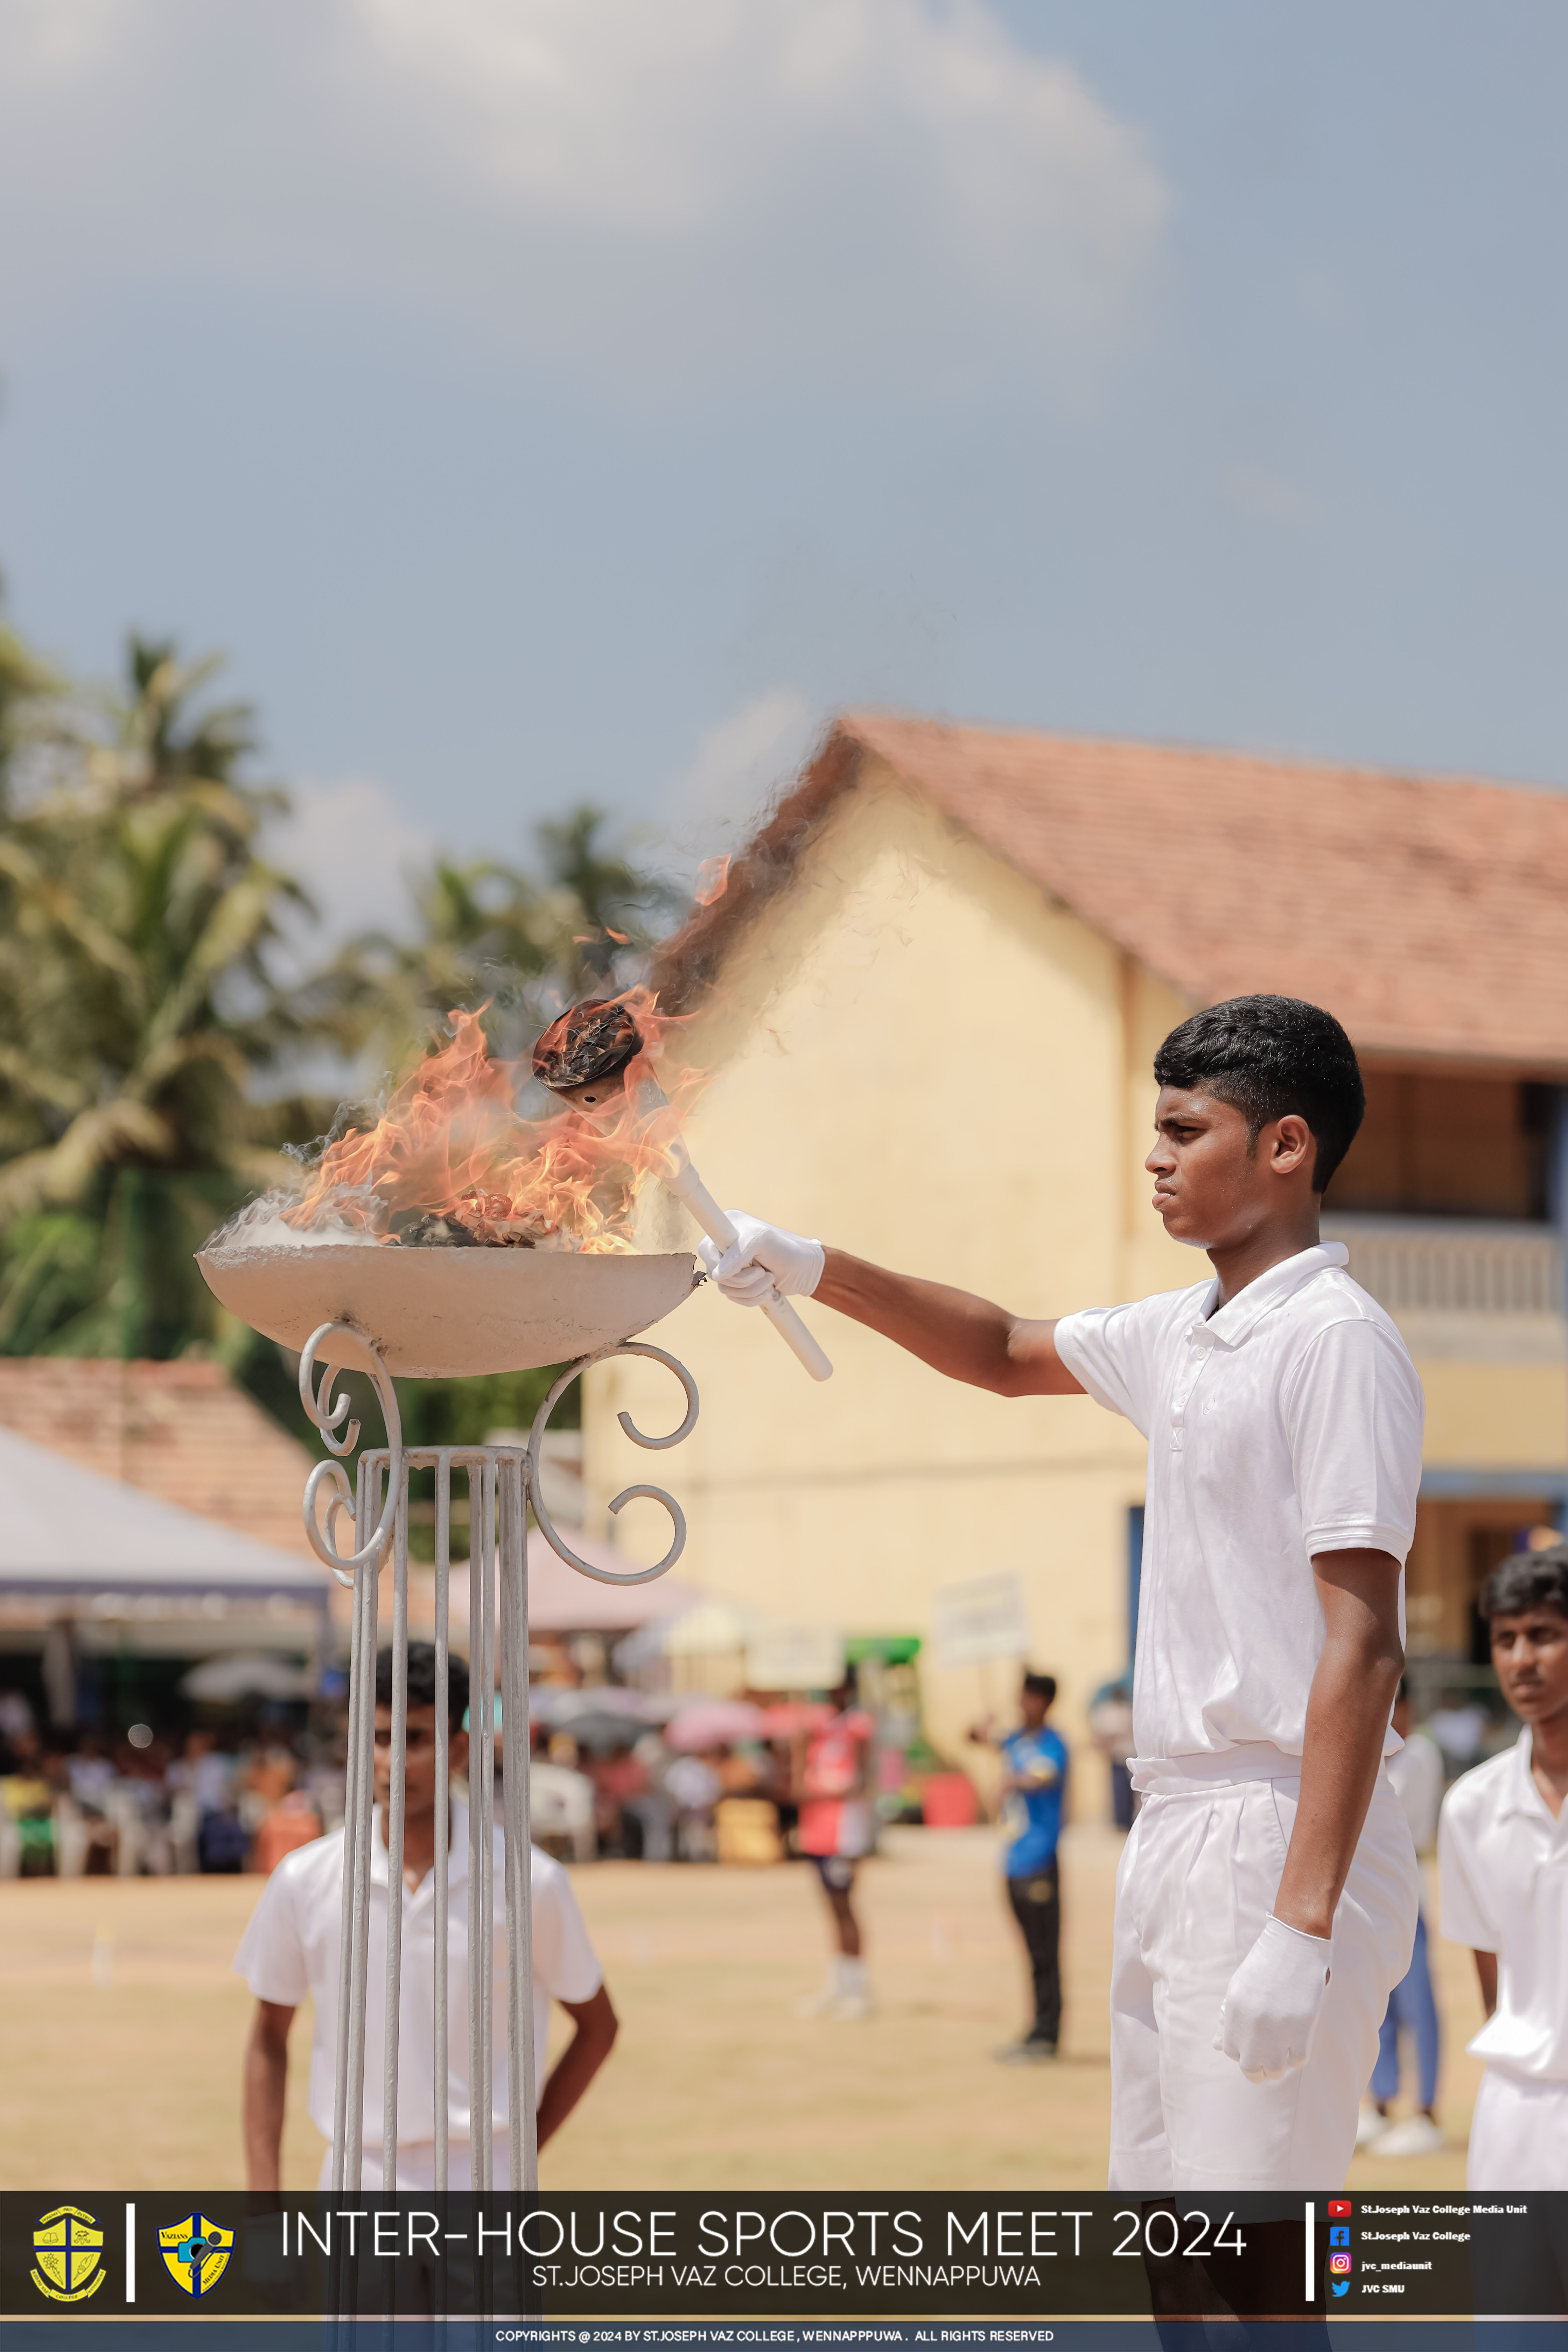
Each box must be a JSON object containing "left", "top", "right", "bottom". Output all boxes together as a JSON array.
[{"left": 699, "top": 994, "right": 1422, "bottom": 2191}]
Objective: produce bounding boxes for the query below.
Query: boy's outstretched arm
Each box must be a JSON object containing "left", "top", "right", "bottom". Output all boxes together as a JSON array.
[
  {"left": 816, "top": 1249, "right": 1082, "bottom": 1396},
  {"left": 700, "top": 1217, "right": 1083, "bottom": 1398}
]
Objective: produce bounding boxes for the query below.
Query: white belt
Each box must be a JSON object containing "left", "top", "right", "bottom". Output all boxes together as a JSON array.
[{"left": 1129, "top": 1742, "right": 1303, "bottom": 1797}]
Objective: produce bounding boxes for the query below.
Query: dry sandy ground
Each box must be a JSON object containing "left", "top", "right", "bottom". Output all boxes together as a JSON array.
[{"left": 0, "top": 1826, "right": 1483, "bottom": 2192}]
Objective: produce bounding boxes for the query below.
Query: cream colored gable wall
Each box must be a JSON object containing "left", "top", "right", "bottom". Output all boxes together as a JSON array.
[
  {"left": 584, "top": 761, "right": 1196, "bottom": 1783},
  {"left": 1120, "top": 962, "right": 1215, "bottom": 1301}
]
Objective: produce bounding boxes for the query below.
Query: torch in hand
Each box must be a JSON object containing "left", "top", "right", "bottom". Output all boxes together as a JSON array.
[{"left": 533, "top": 1000, "right": 833, "bottom": 1383}]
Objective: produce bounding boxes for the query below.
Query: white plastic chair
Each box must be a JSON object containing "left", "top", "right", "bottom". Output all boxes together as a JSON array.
[
  {"left": 528, "top": 1762, "right": 597, "bottom": 1864},
  {"left": 53, "top": 1795, "right": 91, "bottom": 1878}
]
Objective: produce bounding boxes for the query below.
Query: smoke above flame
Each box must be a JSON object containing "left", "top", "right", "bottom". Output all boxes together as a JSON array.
[
  {"left": 233, "top": 990, "right": 696, "bottom": 1256},
  {"left": 693, "top": 853, "right": 732, "bottom": 907}
]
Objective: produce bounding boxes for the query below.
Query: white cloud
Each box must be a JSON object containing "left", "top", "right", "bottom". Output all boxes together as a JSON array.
[
  {"left": 665, "top": 686, "right": 820, "bottom": 871},
  {"left": 267, "top": 774, "right": 434, "bottom": 961},
  {"left": 0, "top": 0, "right": 1168, "bottom": 396}
]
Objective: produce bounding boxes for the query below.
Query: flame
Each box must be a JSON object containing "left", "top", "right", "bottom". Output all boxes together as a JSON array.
[
  {"left": 283, "top": 990, "right": 694, "bottom": 1253},
  {"left": 694, "top": 853, "right": 732, "bottom": 907}
]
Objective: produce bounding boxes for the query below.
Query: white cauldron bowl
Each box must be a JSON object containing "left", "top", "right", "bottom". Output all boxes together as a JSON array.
[{"left": 197, "top": 1242, "right": 698, "bottom": 1377}]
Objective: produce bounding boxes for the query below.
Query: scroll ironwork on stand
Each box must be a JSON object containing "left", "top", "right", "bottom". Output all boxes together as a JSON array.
[{"left": 300, "top": 1320, "right": 698, "bottom": 2213}]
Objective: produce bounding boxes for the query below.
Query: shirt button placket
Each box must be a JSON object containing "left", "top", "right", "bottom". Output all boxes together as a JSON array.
[{"left": 1170, "top": 1322, "right": 1215, "bottom": 1453}]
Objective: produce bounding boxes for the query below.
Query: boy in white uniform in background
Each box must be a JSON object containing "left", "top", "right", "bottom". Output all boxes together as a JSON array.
[
  {"left": 238, "top": 1642, "right": 617, "bottom": 2189},
  {"left": 1438, "top": 1546, "right": 1568, "bottom": 2189},
  {"left": 700, "top": 995, "right": 1422, "bottom": 2192},
  {"left": 1357, "top": 1676, "right": 1446, "bottom": 2155}
]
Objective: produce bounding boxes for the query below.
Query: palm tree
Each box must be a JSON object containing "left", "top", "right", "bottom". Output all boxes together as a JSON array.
[
  {"left": 0, "top": 615, "right": 59, "bottom": 807},
  {"left": 0, "top": 624, "right": 691, "bottom": 1397},
  {"left": 0, "top": 636, "right": 337, "bottom": 1359},
  {"left": 325, "top": 804, "right": 685, "bottom": 1075}
]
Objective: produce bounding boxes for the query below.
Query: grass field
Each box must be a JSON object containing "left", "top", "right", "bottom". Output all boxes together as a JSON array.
[{"left": 0, "top": 1826, "right": 1483, "bottom": 2191}]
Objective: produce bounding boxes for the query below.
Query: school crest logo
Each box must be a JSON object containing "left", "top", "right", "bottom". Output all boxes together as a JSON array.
[
  {"left": 30, "top": 2205, "right": 105, "bottom": 2302},
  {"left": 159, "top": 2214, "right": 233, "bottom": 2296}
]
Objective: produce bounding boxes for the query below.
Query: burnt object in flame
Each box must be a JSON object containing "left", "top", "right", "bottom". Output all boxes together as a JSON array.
[
  {"left": 392, "top": 1211, "right": 480, "bottom": 1247},
  {"left": 263, "top": 1003, "right": 676, "bottom": 1256},
  {"left": 533, "top": 994, "right": 834, "bottom": 1383},
  {"left": 532, "top": 998, "right": 644, "bottom": 1111},
  {"left": 390, "top": 1195, "right": 563, "bottom": 1250}
]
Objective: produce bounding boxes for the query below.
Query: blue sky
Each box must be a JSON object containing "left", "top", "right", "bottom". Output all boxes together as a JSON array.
[{"left": 2, "top": 1, "right": 1565, "bottom": 934}]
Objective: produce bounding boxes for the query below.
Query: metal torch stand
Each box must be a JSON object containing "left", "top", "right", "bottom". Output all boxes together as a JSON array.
[{"left": 297, "top": 1319, "right": 698, "bottom": 2199}]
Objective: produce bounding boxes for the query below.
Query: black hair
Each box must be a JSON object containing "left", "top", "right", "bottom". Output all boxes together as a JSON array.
[
  {"left": 1479, "top": 1546, "right": 1568, "bottom": 1623},
  {"left": 1022, "top": 1672, "right": 1057, "bottom": 1706},
  {"left": 1153, "top": 994, "right": 1365, "bottom": 1193},
  {"left": 375, "top": 1642, "right": 470, "bottom": 1732}
]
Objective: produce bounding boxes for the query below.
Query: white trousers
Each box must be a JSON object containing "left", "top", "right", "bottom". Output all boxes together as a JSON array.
[
  {"left": 1108, "top": 1758, "right": 1418, "bottom": 2192},
  {"left": 1468, "top": 2067, "right": 1568, "bottom": 2190},
  {"left": 316, "top": 2135, "right": 511, "bottom": 2190}
]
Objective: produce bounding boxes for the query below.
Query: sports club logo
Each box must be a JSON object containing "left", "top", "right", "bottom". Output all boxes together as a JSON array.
[
  {"left": 30, "top": 2205, "right": 105, "bottom": 2303},
  {"left": 159, "top": 2214, "right": 233, "bottom": 2296}
]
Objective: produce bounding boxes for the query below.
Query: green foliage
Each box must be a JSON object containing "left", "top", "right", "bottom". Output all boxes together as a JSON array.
[
  {"left": 0, "top": 617, "right": 61, "bottom": 806},
  {"left": 320, "top": 803, "right": 684, "bottom": 1073},
  {"left": 0, "top": 598, "right": 686, "bottom": 1440},
  {"left": 0, "top": 632, "right": 337, "bottom": 1368},
  {"left": 395, "top": 1363, "right": 578, "bottom": 1447}
]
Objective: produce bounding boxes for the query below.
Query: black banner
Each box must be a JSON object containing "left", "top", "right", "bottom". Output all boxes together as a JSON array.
[{"left": 4, "top": 2192, "right": 1566, "bottom": 2323}]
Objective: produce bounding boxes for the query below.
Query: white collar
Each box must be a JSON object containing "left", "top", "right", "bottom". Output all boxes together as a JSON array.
[
  {"left": 1502, "top": 1726, "right": 1561, "bottom": 1827},
  {"left": 1197, "top": 1242, "right": 1350, "bottom": 1348}
]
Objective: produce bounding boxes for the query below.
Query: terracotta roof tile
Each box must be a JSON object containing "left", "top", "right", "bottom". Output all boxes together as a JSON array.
[
  {"left": 657, "top": 715, "right": 1568, "bottom": 1068},
  {"left": 0, "top": 1359, "right": 321, "bottom": 1565}
]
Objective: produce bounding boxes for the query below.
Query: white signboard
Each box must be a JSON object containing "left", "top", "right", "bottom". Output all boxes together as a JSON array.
[
  {"left": 930, "top": 1571, "right": 1030, "bottom": 1670},
  {"left": 746, "top": 1622, "right": 846, "bottom": 1692}
]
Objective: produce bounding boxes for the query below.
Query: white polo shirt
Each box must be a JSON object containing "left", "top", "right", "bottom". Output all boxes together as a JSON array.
[
  {"left": 1438, "top": 1729, "right": 1568, "bottom": 2082},
  {"left": 1055, "top": 1241, "right": 1423, "bottom": 1770},
  {"left": 1387, "top": 1726, "right": 1445, "bottom": 1854},
  {"left": 234, "top": 1799, "right": 602, "bottom": 2151}
]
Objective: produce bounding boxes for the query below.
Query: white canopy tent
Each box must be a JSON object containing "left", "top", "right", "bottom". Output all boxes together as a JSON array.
[{"left": 0, "top": 1420, "right": 330, "bottom": 1611}]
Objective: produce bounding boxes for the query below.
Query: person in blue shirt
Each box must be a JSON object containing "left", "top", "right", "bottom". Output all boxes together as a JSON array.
[{"left": 969, "top": 1671, "right": 1069, "bottom": 2063}]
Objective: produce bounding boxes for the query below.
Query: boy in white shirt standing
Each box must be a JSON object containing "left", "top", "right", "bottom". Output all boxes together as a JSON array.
[
  {"left": 700, "top": 994, "right": 1422, "bottom": 2191},
  {"left": 1358, "top": 1677, "right": 1446, "bottom": 2155},
  {"left": 238, "top": 1642, "right": 617, "bottom": 2189},
  {"left": 1438, "top": 1546, "right": 1568, "bottom": 2189}
]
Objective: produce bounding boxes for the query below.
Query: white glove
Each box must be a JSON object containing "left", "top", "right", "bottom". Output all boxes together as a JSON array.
[
  {"left": 1214, "top": 1914, "right": 1331, "bottom": 2083},
  {"left": 696, "top": 1213, "right": 825, "bottom": 1306}
]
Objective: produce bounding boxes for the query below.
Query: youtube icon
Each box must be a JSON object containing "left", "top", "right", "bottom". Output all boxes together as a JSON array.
[{"left": 1329, "top": 2199, "right": 1352, "bottom": 2217}]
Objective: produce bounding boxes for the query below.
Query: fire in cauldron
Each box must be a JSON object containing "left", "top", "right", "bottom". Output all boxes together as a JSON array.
[{"left": 209, "top": 993, "right": 686, "bottom": 1261}]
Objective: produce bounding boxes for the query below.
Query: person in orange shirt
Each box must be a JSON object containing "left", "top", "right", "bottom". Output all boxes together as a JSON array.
[{"left": 793, "top": 1677, "right": 876, "bottom": 2021}]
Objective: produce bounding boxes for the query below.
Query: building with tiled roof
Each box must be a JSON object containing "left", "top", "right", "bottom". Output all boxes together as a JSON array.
[
  {"left": 585, "top": 713, "right": 1568, "bottom": 1789},
  {"left": 0, "top": 1358, "right": 317, "bottom": 1559},
  {"left": 0, "top": 1360, "right": 335, "bottom": 1710}
]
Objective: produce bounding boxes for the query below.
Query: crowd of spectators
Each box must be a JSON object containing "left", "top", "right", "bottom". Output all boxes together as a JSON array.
[
  {"left": 529, "top": 1690, "right": 850, "bottom": 1866},
  {"left": 0, "top": 1689, "right": 343, "bottom": 1879},
  {"left": 0, "top": 1677, "right": 942, "bottom": 1878}
]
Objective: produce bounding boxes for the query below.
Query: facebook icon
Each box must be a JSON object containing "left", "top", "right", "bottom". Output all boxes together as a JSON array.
[{"left": 1330, "top": 2226, "right": 1350, "bottom": 2247}]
